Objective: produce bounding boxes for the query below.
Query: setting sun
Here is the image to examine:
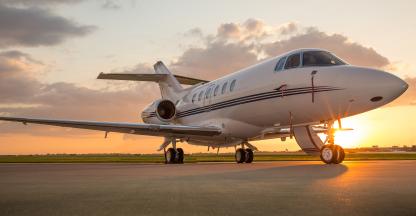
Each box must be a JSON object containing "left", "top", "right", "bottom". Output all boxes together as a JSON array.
[
  {"left": 318, "top": 117, "right": 368, "bottom": 149},
  {"left": 334, "top": 129, "right": 365, "bottom": 148}
]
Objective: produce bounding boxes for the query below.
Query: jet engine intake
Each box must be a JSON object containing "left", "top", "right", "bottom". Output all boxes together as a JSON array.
[{"left": 156, "top": 99, "right": 176, "bottom": 121}]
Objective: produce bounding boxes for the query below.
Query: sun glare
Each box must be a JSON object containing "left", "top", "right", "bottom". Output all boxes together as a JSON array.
[
  {"left": 319, "top": 117, "right": 367, "bottom": 148},
  {"left": 334, "top": 130, "right": 363, "bottom": 148}
]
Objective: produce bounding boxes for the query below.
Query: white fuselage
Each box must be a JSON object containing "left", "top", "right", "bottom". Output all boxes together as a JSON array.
[{"left": 143, "top": 49, "right": 408, "bottom": 147}]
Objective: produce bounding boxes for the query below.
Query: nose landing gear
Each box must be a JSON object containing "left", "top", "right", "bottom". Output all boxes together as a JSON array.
[
  {"left": 320, "top": 122, "right": 345, "bottom": 164},
  {"left": 320, "top": 144, "right": 345, "bottom": 164}
]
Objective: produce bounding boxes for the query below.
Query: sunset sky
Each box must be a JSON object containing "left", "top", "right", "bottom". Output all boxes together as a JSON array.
[{"left": 0, "top": 0, "right": 415, "bottom": 154}]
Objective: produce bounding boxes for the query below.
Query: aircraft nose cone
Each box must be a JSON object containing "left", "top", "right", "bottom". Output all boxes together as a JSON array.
[
  {"left": 388, "top": 73, "right": 408, "bottom": 96},
  {"left": 369, "top": 71, "right": 408, "bottom": 104},
  {"left": 400, "top": 79, "right": 409, "bottom": 93}
]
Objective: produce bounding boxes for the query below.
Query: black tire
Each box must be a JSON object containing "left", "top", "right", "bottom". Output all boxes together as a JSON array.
[
  {"left": 333, "top": 145, "right": 345, "bottom": 164},
  {"left": 235, "top": 148, "right": 246, "bottom": 163},
  {"left": 245, "top": 149, "right": 254, "bottom": 163},
  {"left": 177, "top": 148, "right": 184, "bottom": 164},
  {"left": 166, "top": 148, "right": 177, "bottom": 164},
  {"left": 320, "top": 145, "right": 338, "bottom": 164}
]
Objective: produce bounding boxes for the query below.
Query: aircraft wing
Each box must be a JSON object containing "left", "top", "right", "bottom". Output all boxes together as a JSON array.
[
  {"left": 97, "top": 73, "right": 209, "bottom": 85},
  {"left": 0, "top": 117, "right": 221, "bottom": 137}
]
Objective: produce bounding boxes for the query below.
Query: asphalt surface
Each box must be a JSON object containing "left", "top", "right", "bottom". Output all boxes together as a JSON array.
[{"left": 1, "top": 161, "right": 416, "bottom": 216}]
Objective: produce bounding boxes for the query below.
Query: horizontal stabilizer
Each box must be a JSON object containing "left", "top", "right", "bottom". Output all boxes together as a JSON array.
[{"left": 97, "top": 73, "right": 208, "bottom": 85}]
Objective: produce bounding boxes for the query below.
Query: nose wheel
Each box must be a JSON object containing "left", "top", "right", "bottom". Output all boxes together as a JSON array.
[{"left": 320, "top": 144, "right": 345, "bottom": 164}]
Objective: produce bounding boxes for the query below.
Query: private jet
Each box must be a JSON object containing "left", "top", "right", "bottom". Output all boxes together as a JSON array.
[{"left": 0, "top": 48, "right": 408, "bottom": 164}]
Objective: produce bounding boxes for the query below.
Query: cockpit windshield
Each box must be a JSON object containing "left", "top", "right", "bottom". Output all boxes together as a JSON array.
[{"left": 302, "top": 51, "right": 346, "bottom": 66}]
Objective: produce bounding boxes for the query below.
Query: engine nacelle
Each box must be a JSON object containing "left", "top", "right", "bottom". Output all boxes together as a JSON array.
[{"left": 141, "top": 99, "right": 176, "bottom": 124}]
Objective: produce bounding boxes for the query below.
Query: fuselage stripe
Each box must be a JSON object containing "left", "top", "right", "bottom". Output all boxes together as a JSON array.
[
  {"left": 178, "top": 86, "right": 338, "bottom": 116},
  {"left": 176, "top": 86, "right": 343, "bottom": 119}
]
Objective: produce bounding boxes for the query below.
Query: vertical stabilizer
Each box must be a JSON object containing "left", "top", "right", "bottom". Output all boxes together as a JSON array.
[{"left": 154, "top": 61, "right": 183, "bottom": 102}]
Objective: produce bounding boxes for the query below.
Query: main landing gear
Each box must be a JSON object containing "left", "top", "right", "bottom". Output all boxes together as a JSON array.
[
  {"left": 165, "top": 147, "right": 184, "bottom": 164},
  {"left": 164, "top": 139, "right": 184, "bottom": 164},
  {"left": 235, "top": 148, "right": 254, "bottom": 163}
]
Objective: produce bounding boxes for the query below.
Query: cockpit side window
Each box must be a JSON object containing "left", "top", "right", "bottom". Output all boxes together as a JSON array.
[
  {"left": 303, "top": 51, "right": 346, "bottom": 66},
  {"left": 274, "top": 56, "right": 287, "bottom": 72},
  {"left": 284, "top": 53, "right": 301, "bottom": 69}
]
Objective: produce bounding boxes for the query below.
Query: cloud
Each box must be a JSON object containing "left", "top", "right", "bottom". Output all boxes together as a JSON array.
[
  {"left": 262, "top": 27, "right": 390, "bottom": 68},
  {"left": 171, "top": 41, "right": 258, "bottom": 80},
  {"left": 278, "top": 22, "right": 298, "bottom": 35},
  {"left": 0, "top": 51, "right": 159, "bottom": 135},
  {"left": 215, "top": 18, "right": 271, "bottom": 42},
  {"left": 101, "top": 0, "right": 121, "bottom": 10},
  {"left": 0, "top": 4, "right": 96, "bottom": 48},
  {"left": 0, "top": 50, "right": 42, "bottom": 74},
  {"left": 217, "top": 23, "right": 241, "bottom": 39},
  {"left": 184, "top": 28, "right": 204, "bottom": 38},
  {"left": 171, "top": 19, "right": 390, "bottom": 81},
  {"left": 1, "top": 0, "right": 85, "bottom": 6},
  {"left": 244, "top": 18, "right": 265, "bottom": 33}
]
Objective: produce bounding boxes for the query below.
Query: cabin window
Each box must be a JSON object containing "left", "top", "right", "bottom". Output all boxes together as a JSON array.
[
  {"left": 192, "top": 94, "right": 196, "bottom": 103},
  {"left": 302, "top": 51, "right": 346, "bottom": 66},
  {"left": 213, "top": 85, "right": 220, "bottom": 96},
  {"left": 284, "top": 53, "right": 301, "bottom": 69},
  {"left": 205, "top": 87, "right": 212, "bottom": 99},
  {"left": 221, "top": 82, "right": 228, "bottom": 94},
  {"left": 198, "top": 91, "right": 204, "bottom": 101},
  {"left": 274, "top": 56, "right": 287, "bottom": 71},
  {"left": 230, "top": 80, "right": 236, "bottom": 92}
]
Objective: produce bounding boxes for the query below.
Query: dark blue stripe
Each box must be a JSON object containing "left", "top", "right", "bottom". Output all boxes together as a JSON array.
[
  {"left": 177, "top": 86, "right": 340, "bottom": 116},
  {"left": 177, "top": 88, "right": 339, "bottom": 118},
  {"left": 176, "top": 86, "right": 343, "bottom": 118}
]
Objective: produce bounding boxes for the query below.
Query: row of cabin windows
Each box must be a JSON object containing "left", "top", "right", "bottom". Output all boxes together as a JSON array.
[
  {"left": 192, "top": 79, "right": 237, "bottom": 103},
  {"left": 274, "top": 51, "right": 346, "bottom": 72}
]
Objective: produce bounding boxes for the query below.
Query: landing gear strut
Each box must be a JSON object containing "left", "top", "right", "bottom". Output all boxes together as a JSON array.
[
  {"left": 235, "top": 147, "right": 254, "bottom": 164},
  {"left": 320, "top": 123, "right": 345, "bottom": 164}
]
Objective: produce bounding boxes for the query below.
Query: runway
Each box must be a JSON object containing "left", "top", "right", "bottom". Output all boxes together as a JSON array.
[{"left": 1, "top": 161, "right": 415, "bottom": 216}]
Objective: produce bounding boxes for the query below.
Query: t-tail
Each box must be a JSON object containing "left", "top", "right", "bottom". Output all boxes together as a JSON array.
[
  {"left": 97, "top": 61, "right": 209, "bottom": 102},
  {"left": 153, "top": 61, "right": 183, "bottom": 102}
]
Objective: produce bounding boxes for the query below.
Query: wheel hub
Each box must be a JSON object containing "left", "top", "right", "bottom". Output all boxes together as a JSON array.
[
  {"left": 236, "top": 151, "right": 242, "bottom": 161},
  {"left": 322, "top": 147, "right": 333, "bottom": 161}
]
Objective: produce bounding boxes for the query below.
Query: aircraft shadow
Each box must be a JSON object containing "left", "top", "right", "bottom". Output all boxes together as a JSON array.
[{"left": 179, "top": 163, "right": 349, "bottom": 182}]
